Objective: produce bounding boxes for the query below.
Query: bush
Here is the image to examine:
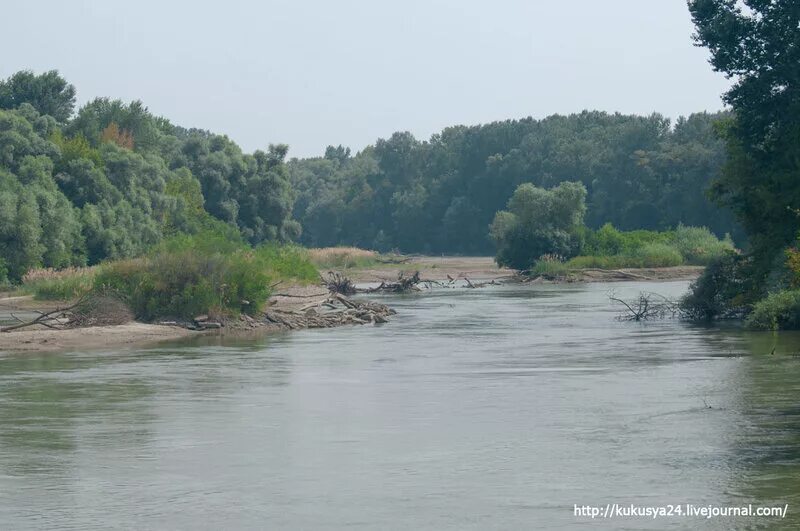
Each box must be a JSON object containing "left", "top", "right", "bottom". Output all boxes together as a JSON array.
[
  {"left": 680, "top": 252, "right": 752, "bottom": 321},
  {"left": 254, "top": 244, "right": 318, "bottom": 283},
  {"left": 673, "top": 225, "right": 734, "bottom": 265},
  {"left": 529, "top": 255, "right": 570, "bottom": 278},
  {"left": 745, "top": 290, "right": 800, "bottom": 330},
  {"left": 94, "top": 250, "right": 272, "bottom": 321},
  {"left": 632, "top": 243, "right": 684, "bottom": 268},
  {"left": 583, "top": 223, "right": 674, "bottom": 256}
]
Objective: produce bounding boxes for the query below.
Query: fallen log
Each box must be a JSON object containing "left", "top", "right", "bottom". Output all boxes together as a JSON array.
[{"left": 361, "top": 271, "right": 421, "bottom": 293}]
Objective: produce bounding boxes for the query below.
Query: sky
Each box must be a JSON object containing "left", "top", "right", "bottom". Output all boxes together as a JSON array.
[{"left": 1, "top": 0, "right": 731, "bottom": 158}]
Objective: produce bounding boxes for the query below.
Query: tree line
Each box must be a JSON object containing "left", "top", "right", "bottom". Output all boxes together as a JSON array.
[
  {"left": 0, "top": 67, "right": 742, "bottom": 285},
  {"left": 0, "top": 70, "right": 296, "bottom": 281},
  {"left": 289, "top": 110, "right": 738, "bottom": 254}
]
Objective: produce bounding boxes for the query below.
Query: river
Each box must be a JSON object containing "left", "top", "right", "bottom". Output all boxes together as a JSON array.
[{"left": 1, "top": 280, "right": 799, "bottom": 529}]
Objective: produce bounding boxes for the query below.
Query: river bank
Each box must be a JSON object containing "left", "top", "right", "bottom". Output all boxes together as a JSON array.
[
  {"left": 343, "top": 255, "right": 704, "bottom": 283},
  {"left": 0, "top": 259, "right": 704, "bottom": 353}
]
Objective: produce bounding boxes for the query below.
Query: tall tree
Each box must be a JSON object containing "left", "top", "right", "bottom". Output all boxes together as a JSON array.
[
  {"left": 0, "top": 70, "right": 76, "bottom": 123},
  {"left": 689, "top": 0, "right": 800, "bottom": 253}
]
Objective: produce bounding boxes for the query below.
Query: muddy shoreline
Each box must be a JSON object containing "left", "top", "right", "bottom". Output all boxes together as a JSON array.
[{"left": 0, "top": 258, "right": 703, "bottom": 354}]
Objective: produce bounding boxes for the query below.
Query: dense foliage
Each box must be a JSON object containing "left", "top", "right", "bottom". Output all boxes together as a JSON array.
[
  {"left": 568, "top": 224, "right": 734, "bottom": 270},
  {"left": 520, "top": 222, "right": 735, "bottom": 277},
  {"left": 490, "top": 182, "right": 587, "bottom": 269},
  {"left": 682, "top": 0, "right": 800, "bottom": 328},
  {"left": 23, "top": 231, "right": 317, "bottom": 319},
  {"left": 289, "top": 111, "right": 738, "bottom": 254},
  {"left": 0, "top": 71, "right": 298, "bottom": 282}
]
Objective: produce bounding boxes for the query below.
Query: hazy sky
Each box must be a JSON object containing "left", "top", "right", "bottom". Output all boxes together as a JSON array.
[{"left": 1, "top": 0, "right": 730, "bottom": 158}]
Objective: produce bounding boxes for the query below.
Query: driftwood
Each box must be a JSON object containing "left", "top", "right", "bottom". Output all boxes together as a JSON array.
[
  {"left": 463, "top": 277, "right": 500, "bottom": 289},
  {"left": 375, "top": 256, "right": 412, "bottom": 264},
  {"left": 0, "top": 292, "right": 133, "bottom": 332},
  {"left": 362, "top": 271, "right": 421, "bottom": 293},
  {"left": 582, "top": 268, "right": 653, "bottom": 280},
  {"left": 608, "top": 291, "right": 677, "bottom": 321},
  {"left": 262, "top": 293, "right": 396, "bottom": 330},
  {"left": 321, "top": 271, "right": 358, "bottom": 295}
]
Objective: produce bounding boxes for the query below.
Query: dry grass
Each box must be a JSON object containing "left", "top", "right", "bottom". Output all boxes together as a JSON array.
[
  {"left": 308, "top": 247, "right": 379, "bottom": 269},
  {"left": 22, "top": 266, "right": 98, "bottom": 300},
  {"left": 22, "top": 266, "right": 96, "bottom": 284}
]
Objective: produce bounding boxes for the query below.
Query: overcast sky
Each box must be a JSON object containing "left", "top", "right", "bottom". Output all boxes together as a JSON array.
[{"left": 1, "top": 0, "right": 730, "bottom": 158}]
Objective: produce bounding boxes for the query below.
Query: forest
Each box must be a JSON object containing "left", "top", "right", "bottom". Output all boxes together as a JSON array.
[
  {"left": 289, "top": 111, "right": 738, "bottom": 254},
  {"left": 0, "top": 70, "right": 297, "bottom": 282},
  {"left": 0, "top": 69, "right": 739, "bottom": 285}
]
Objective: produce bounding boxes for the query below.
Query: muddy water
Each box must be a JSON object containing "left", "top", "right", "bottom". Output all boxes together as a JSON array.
[{"left": 1, "top": 281, "right": 799, "bottom": 529}]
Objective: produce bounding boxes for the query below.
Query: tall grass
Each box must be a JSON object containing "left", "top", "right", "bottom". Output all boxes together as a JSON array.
[
  {"left": 22, "top": 267, "right": 97, "bottom": 300},
  {"left": 529, "top": 255, "right": 571, "bottom": 278},
  {"left": 308, "top": 247, "right": 379, "bottom": 269}
]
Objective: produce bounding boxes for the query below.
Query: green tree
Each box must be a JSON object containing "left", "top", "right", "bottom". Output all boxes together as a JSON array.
[
  {"left": 490, "top": 181, "right": 587, "bottom": 270},
  {"left": 689, "top": 0, "right": 800, "bottom": 254},
  {"left": 0, "top": 70, "right": 76, "bottom": 123}
]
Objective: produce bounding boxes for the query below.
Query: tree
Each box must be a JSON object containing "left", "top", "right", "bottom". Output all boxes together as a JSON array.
[
  {"left": 0, "top": 70, "right": 76, "bottom": 123},
  {"left": 689, "top": 0, "right": 800, "bottom": 254},
  {"left": 490, "top": 181, "right": 587, "bottom": 270}
]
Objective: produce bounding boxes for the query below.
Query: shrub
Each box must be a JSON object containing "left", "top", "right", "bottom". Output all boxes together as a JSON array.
[
  {"left": 680, "top": 252, "right": 753, "bottom": 321},
  {"left": 94, "top": 250, "right": 272, "bottom": 320},
  {"left": 632, "top": 243, "right": 684, "bottom": 268},
  {"left": 673, "top": 225, "right": 734, "bottom": 265},
  {"left": 745, "top": 290, "right": 800, "bottom": 330},
  {"left": 583, "top": 223, "right": 674, "bottom": 256},
  {"left": 530, "top": 254, "right": 570, "bottom": 278},
  {"left": 254, "top": 244, "right": 318, "bottom": 283}
]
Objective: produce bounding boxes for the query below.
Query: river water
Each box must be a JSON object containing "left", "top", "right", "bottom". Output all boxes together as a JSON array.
[{"left": 1, "top": 280, "right": 799, "bottom": 529}]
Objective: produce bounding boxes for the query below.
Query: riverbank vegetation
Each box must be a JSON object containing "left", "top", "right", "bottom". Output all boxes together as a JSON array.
[
  {"left": 289, "top": 112, "right": 738, "bottom": 255},
  {"left": 20, "top": 231, "right": 317, "bottom": 320},
  {"left": 0, "top": 70, "right": 297, "bottom": 284},
  {"left": 679, "top": 0, "right": 800, "bottom": 330},
  {"left": 489, "top": 180, "right": 734, "bottom": 273}
]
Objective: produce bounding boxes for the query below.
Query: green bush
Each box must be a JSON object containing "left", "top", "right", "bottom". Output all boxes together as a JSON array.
[
  {"left": 582, "top": 223, "right": 674, "bottom": 256},
  {"left": 745, "top": 289, "right": 800, "bottom": 330},
  {"left": 680, "top": 252, "right": 752, "bottom": 321},
  {"left": 673, "top": 225, "right": 734, "bottom": 265},
  {"left": 94, "top": 250, "right": 271, "bottom": 320},
  {"left": 632, "top": 243, "right": 684, "bottom": 268},
  {"left": 529, "top": 256, "right": 570, "bottom": 278},
  {"left": 254, "top": 244, "right": 318, "bottom": 283},
  {"left": 24, "top": 272, "right": 95, "bottom": 300}
]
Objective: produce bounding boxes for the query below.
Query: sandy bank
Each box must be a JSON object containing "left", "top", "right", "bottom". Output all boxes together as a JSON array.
[
  {"left": 0, "top": 322, "right": 194, "bottom": 353},
  {"left": 0, "top": 259, "right": 704, "bottom": 354},
  {"left": 342, "top": 256, "right": 703, "bottom": 283}
]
